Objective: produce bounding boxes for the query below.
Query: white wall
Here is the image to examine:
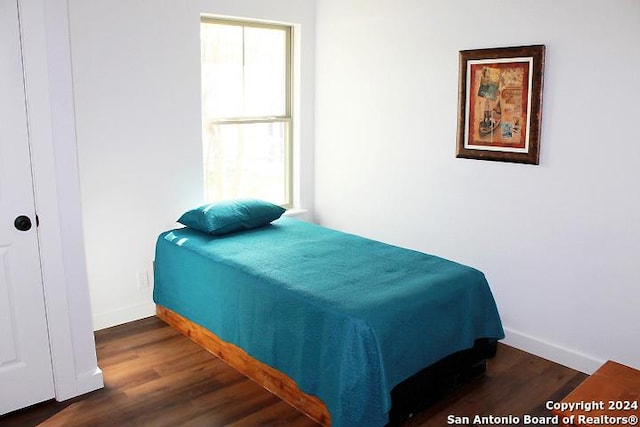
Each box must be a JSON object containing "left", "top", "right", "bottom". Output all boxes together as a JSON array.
[
  {"left": 69, "top": 0, "right": 639, "bottom": 373},
  {"left": 68, "top": 0, "right": 316, "bottom": 330},
  {"left": 315, "top": 0, "right": 640, "bottom": 373}
]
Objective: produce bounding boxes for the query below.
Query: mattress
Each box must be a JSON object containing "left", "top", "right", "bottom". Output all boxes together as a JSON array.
[{"left": 153, "top": 216, "right": 504, "bottom": 426}]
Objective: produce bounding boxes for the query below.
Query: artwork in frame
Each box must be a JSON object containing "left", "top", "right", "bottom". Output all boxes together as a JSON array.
[{"left": 456, "top": 45, "right": 545, "bottom": 164}]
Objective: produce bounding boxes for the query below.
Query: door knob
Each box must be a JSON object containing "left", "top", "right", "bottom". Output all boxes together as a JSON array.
[{"left": 14, "top": 215, "right": 32, "bottom": 231}]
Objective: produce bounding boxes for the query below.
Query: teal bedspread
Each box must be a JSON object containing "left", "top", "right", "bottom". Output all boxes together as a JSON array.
[{"left": 153, "top": 217, "right": 504, "bottom": 426}]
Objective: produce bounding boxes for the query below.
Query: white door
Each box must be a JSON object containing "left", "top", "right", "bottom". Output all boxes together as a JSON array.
[{"left": 0, "top": 0, "right": 56, "bottom": 414}]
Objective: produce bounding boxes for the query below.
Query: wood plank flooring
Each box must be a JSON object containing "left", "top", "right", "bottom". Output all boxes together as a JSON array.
[{"left": 0, "top": 316, "right": 586, "bottom": 426}]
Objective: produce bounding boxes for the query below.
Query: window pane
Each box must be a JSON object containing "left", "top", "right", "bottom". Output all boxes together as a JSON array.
[
  {"left": 201, "top": 23, "right": 244, "bottom": 118},
  {"left": 203, "top": 122, "right": 288, "bottom": 205},
  {"left": 201, "top": 22, "right": 288, "bottom": 119},
  {"left": 243, "top": 26, "right": 287, "bottom": 116}
]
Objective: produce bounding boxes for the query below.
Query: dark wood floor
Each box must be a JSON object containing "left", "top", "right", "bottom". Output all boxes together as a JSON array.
[{"left": 1, "top": 316, "right": 586, "bottom": 426}]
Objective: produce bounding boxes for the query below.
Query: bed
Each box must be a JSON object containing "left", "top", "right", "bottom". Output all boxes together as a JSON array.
[{"left": 153, "top": 201, "right": 504, "bottom": 426}]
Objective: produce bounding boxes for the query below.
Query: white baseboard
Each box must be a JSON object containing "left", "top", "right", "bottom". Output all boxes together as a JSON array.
[
  {"left": 502, "top": 326, "right": 603, "bottom": 374},
  {"left": 92, "top": 301, "right": 156, "bottom": 331},
  {"left": 55, "top": 367, "right": 104, "bottom": 402},
  {"left": 77, "top": 367, "right": 105, "bottom": 394}
]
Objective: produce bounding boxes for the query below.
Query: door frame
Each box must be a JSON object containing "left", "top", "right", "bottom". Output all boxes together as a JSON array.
[{"left": 18, "top": 0, "right": 103, "bottom": 401}]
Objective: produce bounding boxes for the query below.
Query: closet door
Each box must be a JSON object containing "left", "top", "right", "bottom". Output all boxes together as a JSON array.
[{"left": 0, "top": 0, "right": 56, "bottom": 414}]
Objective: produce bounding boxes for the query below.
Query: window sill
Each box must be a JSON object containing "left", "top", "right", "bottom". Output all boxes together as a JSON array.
[{"left": 284, "top": 208, "right": 312, "bottom": 221}]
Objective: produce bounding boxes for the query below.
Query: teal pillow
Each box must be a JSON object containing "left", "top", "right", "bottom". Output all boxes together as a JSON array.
[{"left": 178, "top": 199, "right": 286, "bottom": 235}]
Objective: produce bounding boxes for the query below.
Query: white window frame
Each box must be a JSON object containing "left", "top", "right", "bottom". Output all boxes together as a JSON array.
[{"left": 200, "top": 17, "right": 294, "bottom": 207}]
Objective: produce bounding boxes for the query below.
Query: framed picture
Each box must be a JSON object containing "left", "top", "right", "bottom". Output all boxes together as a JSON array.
[{"left": 456, "top": 45, "right": 545, "bottom": 164}]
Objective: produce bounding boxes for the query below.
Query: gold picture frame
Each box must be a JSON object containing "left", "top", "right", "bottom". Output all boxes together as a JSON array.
[{"left": 456, "top": 45, "right": 545, "bottom": 164}]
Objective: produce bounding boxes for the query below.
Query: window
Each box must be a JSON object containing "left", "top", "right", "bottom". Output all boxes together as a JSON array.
[{"left": 200, "top": 18, "right": 293, "bottom": 207}]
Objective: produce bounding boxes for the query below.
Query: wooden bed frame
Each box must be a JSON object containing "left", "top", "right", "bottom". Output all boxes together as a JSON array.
[
  {"left": 156, "top": 305, "right": 331, "bottom": 426},
  {"left": 157, "top": 305, "right": 497, "bottom": 426}
]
